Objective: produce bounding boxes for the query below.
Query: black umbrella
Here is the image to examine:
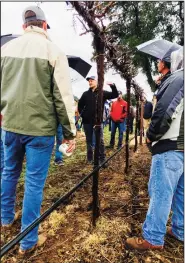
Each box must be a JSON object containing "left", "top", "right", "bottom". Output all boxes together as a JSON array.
[
  {"left": 136, "top": 38, "right": 181, "bottom": 62},
  {"left": 1, "top": 34, "right": 91, "bottom": 78}
]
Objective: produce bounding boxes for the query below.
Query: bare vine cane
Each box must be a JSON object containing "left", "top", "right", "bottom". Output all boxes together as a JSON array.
[
  {"left": 125, "top": 77, "right": 131, "bottom": 174},
  {"left": 134, "top": 93, "right": 139, "bottom": 152},
  {"left": 139, "top": 95, "right": 144, "bottom": 145},
  {"left": 92, "top": 48, "right": 105, "bottom": 226}
]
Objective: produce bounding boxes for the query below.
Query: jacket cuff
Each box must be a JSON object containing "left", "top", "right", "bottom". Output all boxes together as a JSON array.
[{"left": 146, "top": 130, "right": 156, "bottom": 142}]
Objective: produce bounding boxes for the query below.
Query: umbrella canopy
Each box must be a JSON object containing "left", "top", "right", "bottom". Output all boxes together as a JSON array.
[
  {"left": 1, "top": 34, "right": 91, "bottom": 78},
  {"left": 136, "top": 38, "right": 182, "bottom": 62}
]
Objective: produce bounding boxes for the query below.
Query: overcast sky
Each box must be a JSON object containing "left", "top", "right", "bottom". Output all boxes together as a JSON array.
[{"left": 1, "top": 1, "right": 153, "bottom": 100}]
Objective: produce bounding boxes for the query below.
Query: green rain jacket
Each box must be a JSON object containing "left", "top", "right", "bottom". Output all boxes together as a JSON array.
[{"left": 1, "top": 26, "right": 76, "bottom": 139}]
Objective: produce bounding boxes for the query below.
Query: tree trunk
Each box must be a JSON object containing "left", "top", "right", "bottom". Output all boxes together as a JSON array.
[{"left": 92, "top": 33, "right": 105, "bottom": 226}]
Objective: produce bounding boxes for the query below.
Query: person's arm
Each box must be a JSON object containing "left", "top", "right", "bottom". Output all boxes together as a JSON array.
[
  {"left": 104, "top": 83, "right": 118, "bottom": 100},
  {"left": 147, "top": 75, "right": 183, "bottom": 142},
  {"left": 52, "top": 51, "right": 76, "bottom": 141},
  {"left": 78, "top": 93, "right": 86, "bottom": 115}
]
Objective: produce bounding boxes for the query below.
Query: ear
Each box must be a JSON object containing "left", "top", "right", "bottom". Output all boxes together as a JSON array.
[
  {"left": 42, "top": 21, "right": 47, "bottom": 31},
  {"left": 22, "top": 24, "right": 26, "bottom": 30}
]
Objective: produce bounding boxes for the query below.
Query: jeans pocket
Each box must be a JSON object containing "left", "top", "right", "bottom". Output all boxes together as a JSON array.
[
  {"left": 164, "top": 152, "right": 182, "bottom": 172},
  {"left": 29, "top": 136, "right": 55, "bottom": 149},
  {"left": 2, "top": 130, "right": 15, "bottom": 146}
]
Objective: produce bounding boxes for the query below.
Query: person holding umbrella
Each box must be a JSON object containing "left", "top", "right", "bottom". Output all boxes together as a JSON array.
[
  {"left": 1, "top": 5, "right": 76, "bottom": 255},
  {"left": 126, "top": 48, "right": 184, "bottom": 250}
]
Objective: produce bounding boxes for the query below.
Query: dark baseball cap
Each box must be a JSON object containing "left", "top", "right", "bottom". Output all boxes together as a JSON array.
[
  {"left": 22, "top": 5, "right": 50, "bottom": 29},
  {"left": 86, "top": 76, "right": 97, "bottom": 81}
]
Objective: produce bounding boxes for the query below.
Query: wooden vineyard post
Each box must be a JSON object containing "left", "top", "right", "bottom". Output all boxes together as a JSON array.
[
  {"left": 92, "top": 32, "right": 105, "bottom": 226},
  {"left": 134, "top": 93, "right": 139, "bottom": 152},
  {"left": 125, "top": 77, "right": 131, "bottom": 174},
  {"left": 70, "top": 0, "right": 136, "bottom": 224},
  {"left": 140, "top": 98, "right": 144, "bottom": 145}
]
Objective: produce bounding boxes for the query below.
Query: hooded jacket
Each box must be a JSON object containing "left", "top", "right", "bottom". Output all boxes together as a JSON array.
[
  {"left": 1, "top": 26, "right": 76, "bottom": 139},
  {"left": 147, "top": 48, "right": 184, "bottom": 155}
]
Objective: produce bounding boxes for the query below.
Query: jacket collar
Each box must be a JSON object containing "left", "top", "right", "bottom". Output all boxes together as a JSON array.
[{"left": 24, "top": 26, "right": 50, "bottom": 40}]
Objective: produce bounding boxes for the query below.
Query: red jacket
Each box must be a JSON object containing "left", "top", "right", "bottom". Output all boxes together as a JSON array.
[{"left": 110, "top": 99, "right": 127, "bottom": 122}]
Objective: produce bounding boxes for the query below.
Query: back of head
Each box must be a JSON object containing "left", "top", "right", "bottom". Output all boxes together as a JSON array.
[
  {"left": 171, "top": 48, "right": 183, "bottom": 73},
  {"left": 22, "top": 5, "right": 50, "bottom": 29}
]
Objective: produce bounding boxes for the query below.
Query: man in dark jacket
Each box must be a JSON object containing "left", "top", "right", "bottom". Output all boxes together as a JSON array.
[
  {"left": 126, "top": 48, "right": 184, "bottom": 250},
  {"left": 154, "top": 60, "right": 171, "bottom": 103},
  {"left": 78, "top": 76, "right": 118, "bottom": 165}
]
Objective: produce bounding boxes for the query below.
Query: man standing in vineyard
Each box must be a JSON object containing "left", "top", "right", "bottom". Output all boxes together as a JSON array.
[
  {"left": 126, "top": 49, "right": 184, "bottom": 250},
  {"left": 1, "top": 5, "right": 76, "bottom": 255}
]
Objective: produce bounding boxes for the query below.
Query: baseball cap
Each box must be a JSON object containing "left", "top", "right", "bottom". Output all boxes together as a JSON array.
[
  {"left": 22, "top": 5, "right": 50, "bottom": 29},
  {"left": 86, "top": 76, "right": 97, "bottom": 81}
]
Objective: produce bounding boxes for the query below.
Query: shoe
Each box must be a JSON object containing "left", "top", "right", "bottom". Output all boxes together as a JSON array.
[
  {"left": 166, "top": 227, "right": 184, "bottom": 243},
  {"left": 125, "top": 237, "right": 163, "bottom": 251},
  {"left": 105, "top": 145, "right": 114, "bottom": 149},
  {"left": 18, "top": 234, "right": 47, "bottom": 256},
  {"left": 54, "top": 160, "right": 64, "bottom": 166},
  {"left": 1, "top": 211, "right": 21, "bottom": 229}
]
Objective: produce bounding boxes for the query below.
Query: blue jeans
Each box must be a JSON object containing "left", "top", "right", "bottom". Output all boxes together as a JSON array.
[
  {"left": 1, "top": 130, "right": 54, "bottom": 250},
  {"left": 1, "top": 128, "right": 4, "bottom": 175},
  {"left": 83, "top": 123, "right": 105, "bottom": 162},
  {"left": 54, "top": 124, "right": 63, "bottom": 162},
  {"left": 110, "top": 120, "right": 126, "bottom": 147},
  {"left": 75, "top": 116, "right": 81, "bottom": 131},
  {"left": 142, "top": 151, "right": 184, "bottom": 245}
]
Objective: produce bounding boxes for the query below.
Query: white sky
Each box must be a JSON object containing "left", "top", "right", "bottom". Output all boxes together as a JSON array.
[{"left": 1, "top": 1, "right": 153, "bottom": 100}]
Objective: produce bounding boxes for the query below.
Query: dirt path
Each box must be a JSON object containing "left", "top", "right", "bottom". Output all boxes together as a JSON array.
[{"left": 1, "top": 137, "right": 184, "bottom": 263}]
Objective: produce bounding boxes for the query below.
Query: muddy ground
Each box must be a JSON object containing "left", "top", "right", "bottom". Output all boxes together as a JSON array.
[{"left": 1, "top": 131, "right": 184, "bottom": 263}]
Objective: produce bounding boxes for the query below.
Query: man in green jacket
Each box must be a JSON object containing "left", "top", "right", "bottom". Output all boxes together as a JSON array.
[{"left": 1, "top": 5, "right": 76, "bottom": 254}]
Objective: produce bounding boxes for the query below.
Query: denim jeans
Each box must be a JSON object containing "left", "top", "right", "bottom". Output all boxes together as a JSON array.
[
  {"left": 1, "top": 130, "right": 55, "bottom": 250},
  {"left": 1, "top": 128, "right": 4, "bottom": 175},
  {"left": 110, "top": 120, "right": 126, "bottom": 147},
  {"left": 83, "top": 123, "right": 105, "bottom": 162},
  {"left": 75, "top": 116, "right": 81, "bottom": 131},
  {"left": 142, "top": 151, "right": 184, "bottom": 245},
  {"left": 54, "top": 124, "right": 63, "bottom": 162}
]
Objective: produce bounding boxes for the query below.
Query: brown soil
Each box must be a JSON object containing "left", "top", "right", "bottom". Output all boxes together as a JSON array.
[{"left": 1, "top": 135, "right": 184, "bottom": 263}]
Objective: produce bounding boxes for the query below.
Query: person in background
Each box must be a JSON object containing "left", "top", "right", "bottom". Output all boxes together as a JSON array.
[
  {"left": 126, "top": 48, "right": 184, "bottom": 251},
  {"left": 129, "top": 104, "right": 136, "bottom": 134},
  {"left": 107, "top": 91, "right": 127, "bottom": 149},
  {"left": 1, "top": 5, "right": 76, "bottom": 255},
  {"left": 103, "top": 100, "right": 110, "bottom": 128},
  {"left": 78, "top": 76, "right": 118, "bottom": 166},
  {"left": 74, "top": 98, "right": 81, "bottom": 132},
  {"left": 54, "top": 124, "right": 64, "bottom": 166},
  {"left": 143, "top": 97, "right": 153, "bottom": 136}
]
